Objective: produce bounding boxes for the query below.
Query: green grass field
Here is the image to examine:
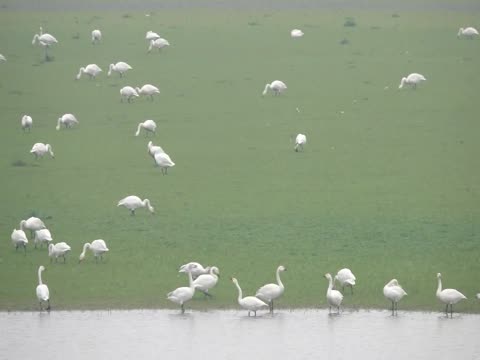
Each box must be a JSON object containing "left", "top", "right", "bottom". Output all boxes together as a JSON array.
[{"left": 0, "top": 3, "right": 479, "bottom": 312}]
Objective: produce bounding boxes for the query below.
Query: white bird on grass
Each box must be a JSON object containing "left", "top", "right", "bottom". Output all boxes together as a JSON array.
[
  {"left": 108, "top": 62, "right": 132, "bottom": 77},
  {"left": 148, "top": 38, "right": 170, "bottom": 52},
  {"left": 193, "top": 266, "right": 220, "bottom": 297},
  {"left": 383, "top": 279, "right": 407, "bottom": 315},
  {"left": 36, "top": 265, "right": 50, "bottom": 311},
  {"left": 335, "top": 268, "right": 356, "bottom": 294},
  {"left": 34, "top": 228, "right": 53, "bottom": 249},
  {"left": 147, "top": 141, "right": 165, "bottom": 158},
  {"left": 76, "top": 64, "right": 102, "bottom": 80},
  {"left": 91, "top": 29, "right": 102, "bottom": 44},
  {"left": 167, "top": 270, "right": 195, "bottom": 313},
  {"left": 20, "top": 217, "right": 46, "bottom": 236},
  {"left": 398, "top": 73, "right": 426, "bottom": 89},
  {"left": 135, "top": 120, "right": 157, "bottom": 137},
  {"left": 79, "top": 239, "right": 109, "bottom": 263},
  {"left": 48, "top": 242, "right": 71, "bottom": 263},
  {"left": 117, "top": 195, "right": 154, "bottom": 215},
  {"left": 476, "top": 293, "right": 480, "bottom": 300},
  {"left": 32, "top": 30, "right": 58, "bottom": 61},
  {"left": 120, "top": 86, "right": 139, "bottom": 103},
  {"left": 0, "top": 54, "right": 6, "bottom": 62},
  {"left": 232, "top": 277, "right": 268, "bottom": 317},
  {"left": 294, "top": 134, "right": 307, "bottom": 152},
  {"left": 436, "top": 273, "right": 467, "bottom": 317},
  {"left": 255, "top": 265, "right": 287, "bottom": 314},
  {"left": 291, "top": 29, "right": 304, "bottom": 38},
  {"left": 21, "top": 115, "right": 33, "bottom": 132},
  {"left": 30, "top": 143, "right": 54, "bottom": 159},
  {"left": 457, "top": 27, "right": 479, "bottom": 38},
  {"left": 136, "top": 84, "right": 160, "bottom": 101},
  {"left": 154, "top": 151, "right": 175, "bottom": 175},
  {"left": 262, "top": 80, "right": 287, "bottom": 96},
  {"left": 11, "top": 229, "right": 28, "bottom": 254},
  {"left": 179, "top": 262, "right": 211, "bottom": 279},
  {"left": 146, "top": 31, "right": 160, "bottom": 41},
  {"left": 325, "top": 273, "right": 343, "bottom": 314},
  {"left": 56, "top": 113, "right": 78, "bottom": 130}
]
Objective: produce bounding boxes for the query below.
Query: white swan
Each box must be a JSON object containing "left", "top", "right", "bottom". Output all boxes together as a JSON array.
[
  {"left": 30, "top": 143, "right": 54, "bottom": 159},
  {"left": 154, "top": 151, "right": 175, "bottom": 175},
  {"left": 476, "top": 293, "right": 480, "bottom": 299},
  {"left": 436, "top": 273, "right": 467, "bottom": 317},
  {"left": 291, "top": 29, "right": 304, "bottom": 38},
  {"left": 91, "top": 29, "right": 102, "bottom": 44},
  {"left": 135, "top": 120, "right": 157, "bottom": 137},
  {"left": 0, "top": 54, "right": 6, "bottom": 62},
  {"left": 76, "top": 64, "right": 102, "bottom": 80},
  {"left": 255, "top": 265, "right": 287, "bottom": 314},
  {"left": 148, "top": 38, "right": 170, "bottom": 52},
  {"left": 20, "top": 217, "right": 46, "bottom": 234},
  {"left": 398, "top": 73, "right": 426, "bottom": 89},
  {"left": 135, "top": 84, "right": 160, "bottom": 101},
  {"left": 167, "top": 270, "right": 195, "bottom": 313},
  {"left": 146, "top": 31, "right": 160, "bottom": 41},
  {"left": 36, "top": 266, "right": 50, "bottom": 311},
  {"left": 56, "top": 113, "right": 78, "bottom": 130},
  {"left": 48, "top": 242, "right": 71, "bottom": 263},
  {"left": 34, "top": 228, "right": 53, "bottom": 249},
  {"left": 117, "top": 195, "right": 154, "bottom": 215},
  {"left": 79, "top": 239, "right": 109, "bottom": 263},
  {"left": 32, "top": 32, "right": 58, "bottom": 61},
  {"left": 107, "top": 62, "right": 132, "bottom": 77},
  {"left": 294, "top": 134, "right": 307, "bottom": 152},
  {"left": 193, "top": 266, "right": 220, "bottom": 297},
  {"left": 325, "top": 273, "right": 343, "bottom": 313},
  {"left": 383, "top": 279, "right": 407, "bottom": 315},
  {"left": 148, "top": 141, "right": 165, "bottom": 158},
  {"left": 232, "top": 277, "right": 268, "bottom": 316},
  {"left": 457, "top": 27, "right": 479, "bottom": 38},
  {"left": 21, "top": 115, "right": 33, "bottom": 132},
  {"left": 120, "top": 86, "right": 139, "bottom": 102},
  {"left": 11, "top": 229, "right": 28, "bottom": 253},
  {"left": 179, "top": 262, "right": 211, "bottom": 279},
  {"left": 335, "top": 268, "right": 356, "bottom": 294},
  {"left": 262, "top": 80, "right": 287, "bottom": 96}
]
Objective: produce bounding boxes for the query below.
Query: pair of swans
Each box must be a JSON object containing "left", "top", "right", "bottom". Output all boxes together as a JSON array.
[
  {"left": 117, "top": 195, "right": 155, "bottom": 215},
  {"left": 177, "top": 262, "right": 220, "bottom": 297},
  {"left": 146, "top": 140, "right": 175, "bottom": 175}
]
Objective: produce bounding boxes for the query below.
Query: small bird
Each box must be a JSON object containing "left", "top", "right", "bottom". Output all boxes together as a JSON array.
[
  {"left": 0, "top": 54, "right": 6, "bottom": 62},
  {"left": 36, "top": 265, "right": 50, "bottom": 311},
  {"left": 457, "top": 27, "right": 479, "bottom": 38},
  {"left": 120, "top": 86, "right": 139, "bottom": 103},
  {"left": 179, "top": 262, "right": 211, "bottom": 279},
  {"left": 91, "top": 29, "right": 102, "bottom": 44},
  {"left": 21, "top": 115, "right": 33, "bottom": 132},
  {"left": 48, "top": 242, "right": 72, "bottom": 263},
  {"left": 145, "top": 31, "right": 160, "bottom": 41},
  {"left": 436, "top": 273, "right": 467, "bottom": 317},
  {"left": 34, "top": 228, "right": 53, "bottom": 249},
  {"left": 30, "top": 143, "right": 54, "bottom": 159},
  {"left": 117, "top": 195, "right": 154, "bottom": 215},
  {"left": 11, "top": 229, "right": 28, "bottom": 254},
  {"left": 325, "top": 273, "right": 343, "bottom": 314},
  {"left": 398, "top": 73, "right": 426, "bottom": 89},
  {"left": 291, "top": 29, "right": 304, "bottom": 38},
  {"left": 108, "top": 62, "right": 132, "bottom": 77},
  {"left": 262, "top": 80, "right": 287, "bottom": 96},
  {"left": 76, "top": 64, "right": 102, "bottom": 80},
  {"left": 154, "top": 151, "right": 175, "bottom": 175},
  {"left": 335, "top": 268, "right": 356, "bottom": 294},
  {"left": 148, "top": 38, "right": 170, "bottom": 52},
  {"left": 167, "top": 270, "right": 195, "bottom": 314},
  {"left": 135, "top": 84, "right": 160, "bottom": 101},
  {"left": 193, "top": 266, "right": 220, "bottom": 297},
  {"left": 232, "top": 277, "right": 268, "bottom": 316},
  {"left": 294, "top": 134, "right": 307, "bottom": 152},
  {"left": 135, "top": 120, "right": 157, "bottom": 137},
  {"left": 79, "top": 239, "right": 109, "bottom": 263},
  {"left": 56, "top": 113, "right": 78, "bottom": 130},
  {"left": 383, "top": 279, "right": 407, "bottom": 315},
  {"left": 255, "top": 265, "right": 287, "bottom": 314}
]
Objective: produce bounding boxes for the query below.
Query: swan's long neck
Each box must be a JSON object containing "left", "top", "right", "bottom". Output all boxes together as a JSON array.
[
  {"left": 327, "top": 276, "right": 333, "bottom": 292},
  {"left": 76, "top": 67, "right": 84, "bottom": 79},
  {"left": 81, "top": 243, "right": 90, "bottom": 258},
  {"left": 234, "top": 281, "right": 243, "bottom": 301},
  {"left": 436, "top": 276, "right": 442, "bottom": 296},
  {"left": 20, "top": 220, "right": 26, "bottom": 231},
  {"left": 48, "top": 244, "right": 53, "bottom": 256},
  {"left": 399, "top": 78, "right": 406, "bottom": 89},
  {"left": 32, "top": 34, "right": 39, "bottom": 44},
  {"left": 46, "top": 144, "right": 53, "bottom": 156},
  {"left": 276, "top": 268, "right": 284, "bottom": 289},
  {"left": 135, "top": 123, "right": 143, "bottom": 136},
  {"left": 188, "top": 271, "right": 194, "bottom": 289},
  {"left": 56, "top": 118, "right": 62, "bottom": 130},
  {"left": 148, "top": 40, "right": 154, "bottom": 52},
  {"left": 262, "top": 84, "right": 270, "bottom": 95},
  {"left": 38, "top": 267, "right": 43, "bottom": 285},
  {"left": 108, "top": 64, "right": 114, "bottom": 76}
]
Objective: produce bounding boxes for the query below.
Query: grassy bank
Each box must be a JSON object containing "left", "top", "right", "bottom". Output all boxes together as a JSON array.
[{"left": 0, "top": 8, "right": 479, "bottom": 312}]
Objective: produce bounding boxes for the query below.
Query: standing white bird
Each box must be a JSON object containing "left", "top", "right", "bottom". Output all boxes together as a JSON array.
[
  {"left": 30, "top": 143, "right": 54, "bottom": 159},
  {"left": 232, "top": 277, "right": 268, "bottom": 316},
  {"left": 262, "top": 80, "right": 287, "bottom": 96},
  {"left": 20, "top": 217, "right": 46, "bottom": 236},
  {"left": 476, "top": 293, "right": 480, "bottom": 300},
  {"left": 21, "top": 115, "right": 33, "bottom": 132},
  {"left": 325, "top": 273, "right": 343, "bottom": 314},
  {"left": 56, "top": 113, "right": 78, "bottom": 130},
  {"left": 79, "top": 239, "right": 109, "bottom": 263},
  {"left": 107, "top": 62, "right": 132, "bottom": 77},
  {"left": 193, "top": 266, "right": 220, "bottom": 297},
  {"left": 294, "top": 134, "right": 307, "bottom": 152},
  {"left": 457, "top": 27, "right": 479, "bottom": 38},
  {"left": 117, "top": 195, "right": 154, "bottom": 215},
  {"left": 11, "top": 229, "right": 28, "bottom": 254},
  {"left": 179, "top": 262, "right": 211, "bottom": 279},
  {"left": 91, "top": 29, "right": 102, "bottom": 44},
  {"left": 36, "top": 266, "right": 50, "bottom": 311},
  {"left": 120, "top": 86, "right": 139, "bottom": 102},
  {"left": 290, "top": 29, "right": 304, "bottom": 38},
  {"left": 0, "top": 54, "right": 6, "bottom": 62},
  {"left": 398, "top": 73, "right": 426, "bottom": 89},
  {"left": 146, "top": 31, "right": 161, "bottom": 41},
  {"left": 255, "top": 265, "right": 287, "bottom": 314},
  {"left": 147, "top": 141, "right": 165, "bottom": 158},
  {"left": 32, "top": 31, "right": 58, "bottom": 61},
  {"left": 167, "top": 270, "right": 195, "bottom": 313},
  {"left": 135, "top": 120, "right": 157, "bottom": 137},
  {"left": 383, "top": 279, "right": 407, "bottom": 315},
  {"left": 48, "top": 242, "right": 71, "bottom": 263},
  {"left": 136, "top": 84, "right": 160, "bottom": 101},
  {"left": 76, "top": 64, "right": 102, "bottom": 80},
  {"left": 148, "top": 38, "right": 170, "bottom": 52},
  {"left": 154, "top": 151, "right": 175, "bottom": 175},
  {"left": 335, "top": 268, "right": 356, "bottom": 294},
  {"left": 436, "top": 273, "right": 467, "bottom": 317},
  {"left": 34, "top": 228, "right": 53, "bottom": 249}
]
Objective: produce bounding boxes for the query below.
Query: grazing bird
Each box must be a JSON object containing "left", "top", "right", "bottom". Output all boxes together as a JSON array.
[
  {"left": 398, "top": 73, "right": 426, "bottom": 89},
  {"left": 255, "top": 265, "right": 287, "bottom": 314},
  {"left": 294, "top": 134, "right": 307, "bottom": 152},
  {"left": 30, "top": 143, "right": 54, "bottom": 159},
  {"left": 262, "top": 80, "right": 287, "bottom": 96},
  {"left": 117, "top": 195, "right": 154, "bottom": 215},
  {"left": 383, "top": 279, "right": 407, "bottom": 315},
  {"left": 36, "top": 265, "right": 50, "bottom": 311},
  {"left": 0, "top": 54, "right": 6, "bottom": 62},
  {"left": 120, "top": 86, "right": 139, "bottom": 102},
  {"left": 11, "top": 229, "right": 28, "bottom": 254},
  {"left": 148, "top": 38, "right": 170, "bottom": 52},
  {"left": 76, "top": 64, "right": 102, "bottom": 80},
  {"left": 34, "top": 228, "right": 53, "bottom": 249},
  {"left": 21, "top": 115, "right": 33, "bottom": 132},
  {"left": 146, "top": 30, "right": 160, "bottom": 41},
  {"left": 290, "top": 29, "right": 304, "bottom": 38},
  {"left": 167, "top": 270, "right": 195, "bottom": 314},
  {"left": 457, "top": 27, "right": 479, "bottom": 38},
  {"left": 31, "top": 31, "right": 58, "bottom": 61},
  {"left": 476, "top": 293, "right": 480, "bottom": 300},
  {"left": 335, "top": 268, "right": 356, "bottom": 294},
  {"left": 325, "top": 273, "right": 343, "bottom": 314},
  {"left": 232, "top": 277, "right": 268, "bottom": 317},
  {"left": 179, "top": 262, "right": 211, "bottom": 279},
  {"left": 20, "top": 217, "right": 46, "bottom": 237},
  {"left": 135, "top": 120, "right": 157, "bottom": 137},
  {"left": 56, "top": 113, "right": 78, "bottom": 130},
  {"left": 79, "top": 239, "right": 109, "bottom": 263},
  {"left": 48, "top": 242, "right": 71, "bottom": 263},
  {"left": 436, "top": 273, "right": 467, "bottom": 317},
  {"left": 148, "top": 141, "right": 165, "bottom": 158},
  {"left": 193, "top": 266, "right": 220, "bottom": 297},
  {"left": 91, "top": 29, "right": 102, "bottom": 44},
  {"left": 154, "top": 151, "right": 175, "bottom": 175},
  {"left": 107, "top": 62, "right": 132, "bottom": 77},
  {"left": 136, "top": 84, "right": 160, "bottom": 100}
]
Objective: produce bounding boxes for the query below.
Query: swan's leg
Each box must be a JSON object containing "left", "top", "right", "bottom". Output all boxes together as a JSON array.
[
  {"left": 181, "top": 304, "right": 185, "bottom": 314},
  {"left": 23, "top": 244, "right": 27, "bottom": 255},
  {"left": 270, "top": 301, "right": 274, "bottom": 314},
  {"left": 130, "top": 209, "right": 135, "bottom": 216},
  {"left": 391, "top": 301, "right": 394, "bottom": 315},
  {"left": 46, "top": 300, "right": 51, "bottom": 311},
  {"left": 39, "top": 301, "right": 43, "bottom": 311},
  {"left": 247, "top": 311, "right": 250, "bottom": 317},
  {"left": 254, "top": 311, "right": 257, "bottom": 317},
  {"left": 350, "top": 285, "right": 354, "bottom": 295},
  {"left": 329, "top": 306, "right": 332, "bottom": 314},
  {"left": 445, "top": 304, "right": 449, "bottom": 316},
  {"left": 63, "top": 255, "right": 67, "bottom": 263},
  {"left": 50, "top": 257, "right": 53, "bottom": 264}
]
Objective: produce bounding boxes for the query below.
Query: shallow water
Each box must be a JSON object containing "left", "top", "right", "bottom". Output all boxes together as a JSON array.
[{"left": 2, "top": 309, "right": 479, "bottom": 359}]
